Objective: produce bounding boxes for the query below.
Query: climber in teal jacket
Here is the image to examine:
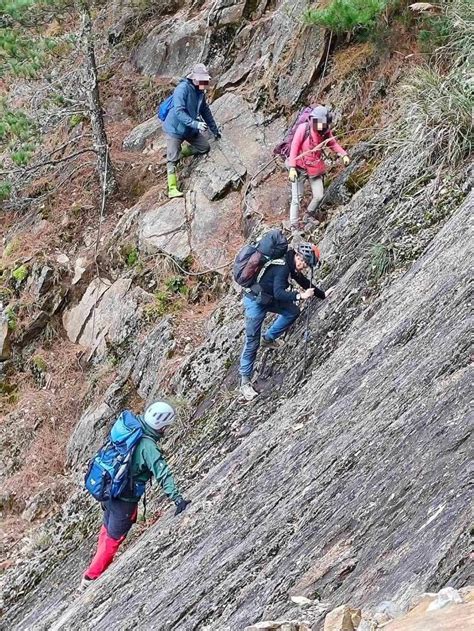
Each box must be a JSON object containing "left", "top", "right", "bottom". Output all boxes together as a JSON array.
[
  {"left": 162, "top": 62, "right": 221, "bottom": 198},
  {"left": 81, "top": 402, "right": 190, "bottom": 590}
]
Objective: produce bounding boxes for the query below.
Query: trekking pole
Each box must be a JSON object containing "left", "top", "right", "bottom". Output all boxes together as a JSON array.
[{"left": 302, "top": 266, "right": 314, "bottom": 375}]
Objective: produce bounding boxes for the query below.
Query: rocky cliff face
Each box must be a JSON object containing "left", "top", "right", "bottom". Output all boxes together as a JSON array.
[{"left": 1, "top": 0, "right": 472, "bottom": 629}]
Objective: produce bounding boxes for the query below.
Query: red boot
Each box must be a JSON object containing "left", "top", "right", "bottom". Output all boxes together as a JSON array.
[{"left": 84, "top": 526, "right": 124, "bottom": 580}]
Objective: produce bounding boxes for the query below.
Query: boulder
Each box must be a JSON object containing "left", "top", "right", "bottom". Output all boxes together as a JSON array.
[
  {"left": 209, "top": 93, "right": 267, "bottom": 175},
  {"left": 209, "top": 1, "right": 247, "bottom": 26},
  {"left": 62, "top": 278, "right": 111, "bottom": 344},
  {"left": 132, "top": 15, "right": 207, "bottom": 76},
  {"left": 72, "top": 256, "right": 89, "bottom": 285},
  {"left": 0, "top": 315, "right": 12, "bottom": 361},
  {"left": 427, "top": 587, "right": 463, "bottom": 611},
  {"left": 26, "top": 265, "right": 54, "bottom": 298},
  {"left": 122, "top": 117, "right": 164, "bottom": 152},
  {"left": 62, "top": 277, "right": 154, "bottom": 360},
  {"left": 216, "top": 0, "right": 326, "bottom": 107},
  {"left": 382, "top": 589, "right": 474, "bottom": 631},
  {"left": 189, "top": 190, "right": 241, "bottom": 270},
  {"left": 323, "top": 605, "right": 361, "bottom": 631},
  {"left": 138, "top": 196, "right": 190, "bottom": 260},
  {"left": 187, "top": 138, "right": 247, "bottom": 201}
]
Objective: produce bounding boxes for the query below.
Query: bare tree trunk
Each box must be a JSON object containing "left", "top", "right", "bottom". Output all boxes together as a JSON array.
[{"left": 79, "top": 1, "right": 117, "bottom": 196}]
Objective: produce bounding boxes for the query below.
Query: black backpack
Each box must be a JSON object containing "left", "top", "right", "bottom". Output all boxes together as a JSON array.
[{"left": 233, "top": 229, "right": 288, "bottom": 289}]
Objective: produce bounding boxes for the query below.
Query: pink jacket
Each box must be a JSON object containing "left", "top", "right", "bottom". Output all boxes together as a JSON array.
[{"left": 288, "top": 124, "right": 347, "bottom": 177}]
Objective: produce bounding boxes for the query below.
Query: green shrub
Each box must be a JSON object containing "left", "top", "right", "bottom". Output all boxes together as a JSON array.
[
  {"left": 69, "top": 113, "right": 86, "bottom": 128},
  {"left": 143, "top": 290, "right": 171, "bottom": 321},
  {"left": 0, "top": 27, "right": 62, "bottom": 79},
  {"left": 0, "top": 0, "right": 59, "bottom": 23},
  {"left": 370, "top": 243, "right": 395, "bottom": 281},
  {"left": 120, "top": 244, "right": 139, "bottom": 267},
  {"left": 0, "top": 181, "right": 12, "bottom": 201},
  {"left": 143, "top": 277, "right": 189, "bottom": 322},
  {"left": 4, "top": 306, "right": 17, "bottom": 330},
  {"left": 303, "top": 0, "right": 388, "bottom": 33},
  {"left": 165, "top": 276, "right": 188, "bottom": 295},
  {"left": 0, "top": 101, "right": 37, "bottom": 166},
  {"left": 32, "top": 354, "right": 47, "bottom": 372},
  {"left": 11, "top": 264, "right": 29, "bottom": 282}
]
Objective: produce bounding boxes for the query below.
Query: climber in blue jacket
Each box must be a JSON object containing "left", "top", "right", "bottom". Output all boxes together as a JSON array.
[{"left": 163, "top": 63, "right": 221, "bottom": 198}]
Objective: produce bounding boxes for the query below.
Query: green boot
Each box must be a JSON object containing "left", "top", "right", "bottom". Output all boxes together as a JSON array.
[
  {"left": 180, "top": 143, "right": 194, "bottom": 159},
  {"left": 167, "top": 173, "right": 184, "bottom": 198}
]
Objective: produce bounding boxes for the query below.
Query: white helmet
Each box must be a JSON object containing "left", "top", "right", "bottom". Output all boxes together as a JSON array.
[{"left": 143, "top": 401, "right": 175, "bottom": 431}]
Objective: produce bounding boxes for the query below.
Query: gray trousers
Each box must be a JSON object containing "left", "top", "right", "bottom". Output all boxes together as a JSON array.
[
  {"left": 166, "top": 133, "right": 210, "bottom": 174},
  {"left": 289, "top": 173, "right": 324, "bottom": 225}
]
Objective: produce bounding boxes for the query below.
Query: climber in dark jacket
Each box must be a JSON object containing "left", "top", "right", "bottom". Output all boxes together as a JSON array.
[
  {"left": 81, "top": 402, "right": 190, "bottom": 590},
  {"left": 163, "top": 62, "right": 220, "bottom": 198},
  {"left": 239, "top": 243, "right": 326, "bottom": 401}
]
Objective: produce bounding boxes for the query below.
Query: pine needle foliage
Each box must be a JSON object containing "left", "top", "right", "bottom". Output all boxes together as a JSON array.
[
  {"left": 0, "top": 99, "right": 38, "bottom": 176},
  {"left": 0, "top": 0, "right": 69, "bottom": 78},
  {"left": 303, "top": 0, "right": 388, "bottom": 34}
]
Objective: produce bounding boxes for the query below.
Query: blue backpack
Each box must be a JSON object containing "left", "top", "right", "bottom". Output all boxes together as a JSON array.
[
  {"left": 157, "top": 95, "right": 173, "bottom": 122},
  {"left": 85, "top": 411, "right": 144, "bottom": 502}
]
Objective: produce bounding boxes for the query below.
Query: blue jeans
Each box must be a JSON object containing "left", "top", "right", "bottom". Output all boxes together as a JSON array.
[{"left": 239, "top": 295, "right": 300, "bottom": 378}]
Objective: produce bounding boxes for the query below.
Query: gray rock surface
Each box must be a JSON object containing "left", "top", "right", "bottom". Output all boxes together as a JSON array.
[
  {"left": 131, "top": 1, "right": 323, "bottom": 108},
  {"left": 67, "top": 318, "right": 176, "bottom": 468},
  {"left": 122, "top": 116, "right": 163, "bottom": 152},
  {"left": 1, "top": 2, "right": 471, "bottom": 627},
  {"left": 62, "top": 277, "right": 154, "bottom": 360},
  {"left": 0, "top": 315, "right": 11, "bottom": 361},
  {"left": 138, "top": 195, "right": 191, "bottom": 260},
  {"left": 5, "top": 176, "right": 471, "bottom": 628},
  {"left": 133, "top": 15, "right": 207, "bottom": 77}
]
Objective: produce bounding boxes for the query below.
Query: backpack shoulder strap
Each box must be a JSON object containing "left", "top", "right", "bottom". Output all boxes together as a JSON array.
[{"left": 256, "top": 258, "right": 286, "bottom": 282}]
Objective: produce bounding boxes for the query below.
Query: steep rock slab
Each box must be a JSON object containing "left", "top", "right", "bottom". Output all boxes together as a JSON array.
[
  {"left": 13, "top": 201, "right": 472, "bottom": 630},
  {"left": 67, "top": 318, "right": 175, "bottom": 468},
  {"left": 187, "top": 138, "right": 247, "bottom": 200},
  {"left": 189, "top": 189, "right": 241, "bottom": 270},
  {"left": 131, "top": 1, "right": 323, "bottom": 108},
  {"left": 130, "top": 317, "right": 175, "bottom": 400},
  {"left": 62, "top": 278, "right": 154, "bottom": 360},
  {"left": 133, "top": 15, "right": 207, "bottom": 76},
  {"left": 184, "top": 93, "right": 278, "bottom": 200},
  {"left": 174, "top": 293, "right": 244, "bottom": 405},
  {"left": 122, "top": 116, "right": 163, "bottom": 152},
  {"left": 138, "top": 196, "right": 190, "bottom": 260},
  {"left": 216, "top": 0, "right": 325, "bottom": 107}
]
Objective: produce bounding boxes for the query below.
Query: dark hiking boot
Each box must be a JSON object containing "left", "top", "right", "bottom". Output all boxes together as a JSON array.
[
  {"left": 79, "top": 576, "right": 95, "bottom": 592},
  {"left": 261, "top": 336, "right": 283, "bottom": 350}
]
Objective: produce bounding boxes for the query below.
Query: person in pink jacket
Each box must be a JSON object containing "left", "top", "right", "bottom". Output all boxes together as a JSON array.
[{"left": 287, "top": 105, "right": 350, "bottom": 228}]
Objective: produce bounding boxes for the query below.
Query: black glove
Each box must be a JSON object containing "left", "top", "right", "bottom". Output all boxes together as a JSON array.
[
  {"left": 174, "top": 496, "right": 190, "bottom": 516},
  {"left": 214, "top": 132, "right": 222, "bottom": 140}
]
